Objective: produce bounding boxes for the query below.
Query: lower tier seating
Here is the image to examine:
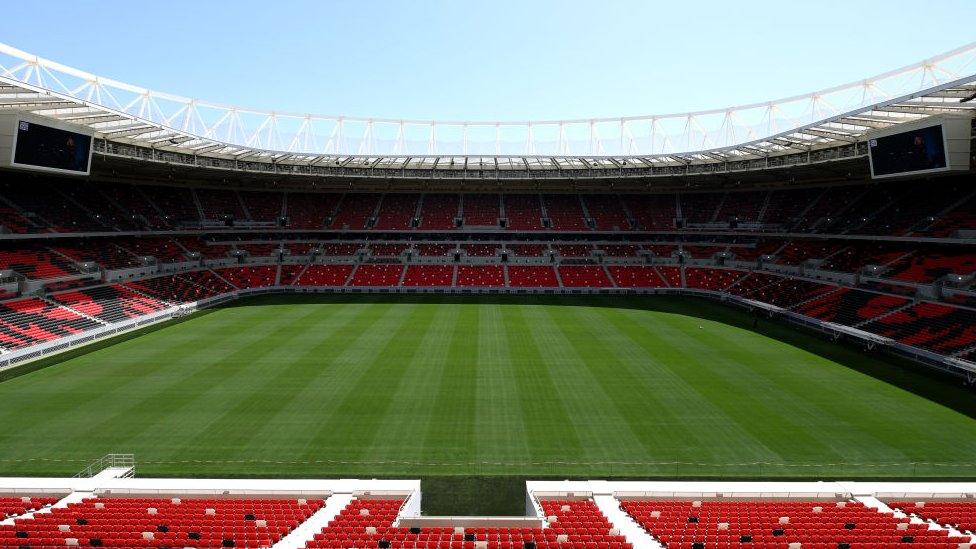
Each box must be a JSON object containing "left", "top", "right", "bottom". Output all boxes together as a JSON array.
[
  {"left": 294, "top": 265, "right": 356, "bottom": 286},
  {"left": 0, "top": 497, "right": 325, "bottom": 549},
  {"left": 456, "top": 266, "right": 505, "bottom": 287},
  {"left": 214, "top": 266, "right": 278, "bottom": 289},
  {"left": 0, "top": 496, "right": 60, "bottom": 519},
  {"left": 621, "top": 499, "right": 966, "bottom": 548},
  {"left": 889, "top": 500, "right": 976, "bottom": 535},
  {"left": 507, "top": 266, "right": 559, "bottom": 288},
  {"left": 558, "top": 266, "right": 612, "bottom": 287},
  {"left": 859, "top": 302, "right": 976, "bottom": 354},
  {"left": 50, "top": 285, "right": 169, "bottom": 323},
  {"left": 403, "top": 265, "right": 455, "bottom": 286},
  {"left": 684, "top": 268, "right": 744, "bottom": 291},
  {"left": 607, "top": 266, "right": 668, "bottom": 288},
  {"left": 349, "top": 264, "right": 404, "bottom": 286},
  {"left": 0, "top": 298, "right": 102, "bottom": 350},
  {"left": 305, "top": 498, "right": 630, "bottom": 549}
]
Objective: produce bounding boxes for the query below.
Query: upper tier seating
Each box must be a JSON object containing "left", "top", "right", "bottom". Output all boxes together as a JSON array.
[
  {"left": 306, "top": 498, "right": 630, "bottom": 549},
  {"left": 792, "top": 185, "right": 866, "bottom": 232},
  {"left": 403, "top": 265, "right": 455, "bottom": 286},
  {"left": 419, "top": 194, "right": 460, "bottom": 229},
  {"left": 761, "top": 187, "right": 825, "bottom": 227},
  {"left": 583, "top": 195, "right": 631, "bottom": 231},
  {"left": 0, "top": 497, "right": 325, "bottom": 549},
  {"left": 462, "top": 194, "right": 501, "bottom": 227},
  {"left": 241, "top": 191, "right": 284, "bottom": 223},
  {"left": 621, "top": 499, "right": 965, "bottom": 548},
  {"left": 97, "top": 182, "right": 170, "bottom": 229},
  {"left": 0, "top": 297, "right": 101, "bottom": 350},
  {"left": 715, "top": 191, "right": 765, "bottom": 223},
  {"left": 374, "top": 194, "right": 419, "bottom": 230},
  {"left": 889, "top": 500, "right": 976, "bottom": 534},
  {"left": 332, "top": 194, "right": 381, "bottom": 230},
  {"left": 543, "top": 195, "right": 588, "bottom": 230},
  {"left": 0, "top": 181, "right": 106, "bottom": 232},
  {"left": 0, "top": 206, "right": 35, "bottom": 233},
  {"left": 196, "top": 189, "right": 246, "bottom": 220},
  {"left": 504, "top": 195, "right": 544, "bottom": 230},
  {"left": 681, "top": 192, "right": 724, "bottom": 224},
  {"left": 139, "top": 186, "right": 199, "bottom": 225},
  {"left": 0, "top": 175, "right": 973, "bottom": 236},
  {"left": 58, "top": 182, "right": 140, "bottom": 231},
  {"left": 623, "top": 194, "right": 675, "bottom": 230},
  {"left": 51, "top": 285, "right": 169, "bottom": 323},
  {"left": 287, "top": 192, "right": 341, "bottom": 229}
]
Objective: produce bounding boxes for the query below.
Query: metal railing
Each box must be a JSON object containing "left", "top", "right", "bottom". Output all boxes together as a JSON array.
[{"left": 74, "top": 454, "right": 135, "bottom": 478}]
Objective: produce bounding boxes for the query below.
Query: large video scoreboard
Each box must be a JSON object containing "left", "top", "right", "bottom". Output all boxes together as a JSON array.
[
  {"left": 868, "top": 115, "right": 972, "bottom": 179},
  {"left": 0, "top": 113, "right": 94, "bottom": 176}
]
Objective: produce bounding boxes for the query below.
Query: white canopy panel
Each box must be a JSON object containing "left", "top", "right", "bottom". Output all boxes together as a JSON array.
[{"left": 0, "top": 41, "right": 975, "bottom": 169}]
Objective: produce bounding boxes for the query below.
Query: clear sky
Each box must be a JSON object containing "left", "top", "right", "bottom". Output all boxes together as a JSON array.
[{"left": 2, "top": 0, "right": 974, "bottom": 122}]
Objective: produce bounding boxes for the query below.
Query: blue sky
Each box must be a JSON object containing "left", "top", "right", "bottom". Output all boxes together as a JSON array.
[{"left": 2, "top": 0, "right": 974, "bottom": 122}]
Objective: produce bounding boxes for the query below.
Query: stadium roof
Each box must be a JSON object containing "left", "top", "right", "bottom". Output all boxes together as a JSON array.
[{"left": 1, "top": 41, "right": 975, "bottom": 171}]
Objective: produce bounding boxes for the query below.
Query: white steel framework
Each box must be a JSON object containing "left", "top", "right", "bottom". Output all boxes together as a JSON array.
[{"left": 1, "top": 41, "right": 975, "bottom": 170}]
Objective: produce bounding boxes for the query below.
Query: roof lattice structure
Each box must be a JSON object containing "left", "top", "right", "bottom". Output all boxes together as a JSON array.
[{"left": 1, "top": 41, "right": 975, "bottom": 170}]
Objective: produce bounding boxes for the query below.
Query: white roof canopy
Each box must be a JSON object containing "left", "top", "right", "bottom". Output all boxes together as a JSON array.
[{"left": 1, "top": 41, "right": 975, "bottom": 169}]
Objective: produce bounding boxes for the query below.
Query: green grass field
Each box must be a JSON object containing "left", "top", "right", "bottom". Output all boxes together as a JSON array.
[{"left": 1, "top": 294, "right": 975, "bottom": 480}]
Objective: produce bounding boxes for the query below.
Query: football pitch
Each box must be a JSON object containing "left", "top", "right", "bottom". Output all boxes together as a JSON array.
[{"left": 1, "top": 294, "right": 975, "bottom": 480}]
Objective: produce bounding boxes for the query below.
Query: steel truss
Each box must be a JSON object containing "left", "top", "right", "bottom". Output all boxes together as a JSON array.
[{"left": 1, "top": 41, "right": 975, "bottom": 172}]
